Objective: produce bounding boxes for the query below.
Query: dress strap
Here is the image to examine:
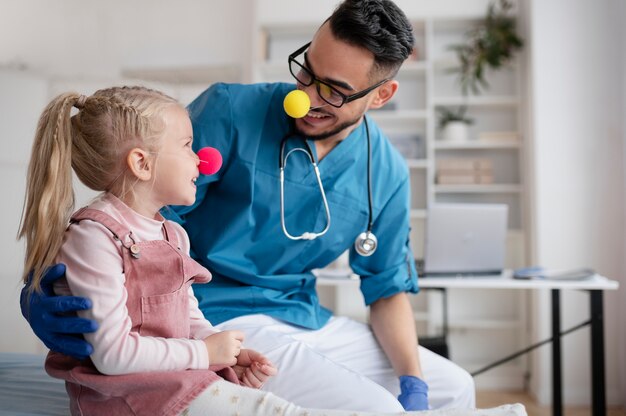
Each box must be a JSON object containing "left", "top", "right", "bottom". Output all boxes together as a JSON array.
[
  {"left": 70, "top": 208, "right": 134, "bottom": 248},
  {"left": 161, "top": 220, "right": 180, "bottom": 249}
]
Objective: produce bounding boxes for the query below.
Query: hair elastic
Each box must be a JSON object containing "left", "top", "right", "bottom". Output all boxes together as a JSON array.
[{"left": 74, "top": 95, "right": 87, "bottom": 110}]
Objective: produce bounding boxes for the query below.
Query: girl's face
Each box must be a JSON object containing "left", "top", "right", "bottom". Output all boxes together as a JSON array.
[{"left": 152, "top": 106, "right": 199, "bottom": 207}]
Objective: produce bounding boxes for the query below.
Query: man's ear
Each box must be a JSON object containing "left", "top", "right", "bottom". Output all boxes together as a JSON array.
[
  {"left": 368, "top": 80, "right": 399, "bottom": 110},
  {"left": 127, "top": 148, "right": 153, "bottom": 181}
]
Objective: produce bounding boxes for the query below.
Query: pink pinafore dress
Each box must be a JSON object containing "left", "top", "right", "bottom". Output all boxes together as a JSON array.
[{"left": 45, "top": 208, "right": 238, "bottom": 416}]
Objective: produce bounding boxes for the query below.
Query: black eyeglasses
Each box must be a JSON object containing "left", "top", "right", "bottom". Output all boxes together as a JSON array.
[{"left": 288, "top": 42, "right": 389, "bottom": 108}]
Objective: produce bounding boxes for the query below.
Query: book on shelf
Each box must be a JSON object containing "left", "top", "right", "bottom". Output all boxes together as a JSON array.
[{"left": 436, "top": 158, "right": 494, "bottom": 185}]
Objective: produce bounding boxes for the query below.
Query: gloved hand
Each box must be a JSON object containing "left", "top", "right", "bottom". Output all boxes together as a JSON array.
[
  {"left": 398, "top": 375, "right": 429, "bottom": 411},
  {"left": 20, "top": 263, "right": 98, "bottom": 359}
]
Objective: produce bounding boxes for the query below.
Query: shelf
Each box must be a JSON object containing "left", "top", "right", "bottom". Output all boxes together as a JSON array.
[
  {"left": 433, "top": 56, "right": 460, "bottom": 71},
  {"left": 399, "top": 60, "right": 429, "bottom": 74},
  {"left": 433, "top": 56, "right": 518, "bottom": 73},
  {"left": 258, "top": 59, "right": 428, "bottom": 78},
  {"left": 432, "top": 17, "right": 484, "bottom": 31},
  {"left": 433, "top": 96, "right": 519, "bottom": 107},
  {"left": 260, "top": 23, "right": 318, "bottom": 36},
  {"left": 434, "top": 140, "right": 521, "bottom": 150},
  {"left": 406, "top": 159, "right": 428, "bottom": 169},
  {"left": 368, "top": 109, "right": 428, "bottom": 122},
  {"left": 434, "top": 184, "right": 522, "bottom": 194},
  {"left": 410, "top": 209, "right": 427, "bottom": 219},
  {"left": 121, "top": 64, "right": 241, "bottom": 84},
  {"left": 256, "top": 61, "right": 289, "bottom": 73}
]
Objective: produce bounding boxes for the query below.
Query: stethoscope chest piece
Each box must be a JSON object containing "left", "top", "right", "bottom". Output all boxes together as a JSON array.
[{"left": 354, "top": 231, "right": 378, "bottom": 257}]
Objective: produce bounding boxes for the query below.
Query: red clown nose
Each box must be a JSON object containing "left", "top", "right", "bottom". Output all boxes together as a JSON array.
[{"left": 197, "top": 147, "right": 222, "bottom": 175}]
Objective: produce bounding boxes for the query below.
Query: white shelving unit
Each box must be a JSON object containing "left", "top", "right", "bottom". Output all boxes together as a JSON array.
[{"left": 253, "top": 4, "right": 528, "bottom": 390}]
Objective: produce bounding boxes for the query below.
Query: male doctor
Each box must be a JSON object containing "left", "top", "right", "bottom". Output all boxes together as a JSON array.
[{"left": 22, "top": 0, "right": 475, "bottom": 411}]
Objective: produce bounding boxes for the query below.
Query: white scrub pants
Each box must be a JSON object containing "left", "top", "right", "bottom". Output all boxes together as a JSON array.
[{"left": 216, "top": 314, "right": 475, "bottom": 412}]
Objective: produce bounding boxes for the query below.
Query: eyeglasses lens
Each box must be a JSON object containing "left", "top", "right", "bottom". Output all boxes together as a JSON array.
[{"left": 289, "top": 59, "right": 343, "bottom": 107}]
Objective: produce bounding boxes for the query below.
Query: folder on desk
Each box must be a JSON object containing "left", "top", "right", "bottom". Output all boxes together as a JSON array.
[
  {"left": 422, "top": 203, "right": 508, "bottom": 276},
  {"left": 513, "top": 267, "right": 595, "bottom": 280}
]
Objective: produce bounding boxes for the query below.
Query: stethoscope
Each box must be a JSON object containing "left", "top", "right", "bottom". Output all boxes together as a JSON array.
[{"left": 279, "top": 117, "right": 378, "bottom": 257}]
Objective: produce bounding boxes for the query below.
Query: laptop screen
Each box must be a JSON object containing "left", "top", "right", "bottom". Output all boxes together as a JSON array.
[{"left": 423, "top": 203, "right": 508, "bottom": 276}]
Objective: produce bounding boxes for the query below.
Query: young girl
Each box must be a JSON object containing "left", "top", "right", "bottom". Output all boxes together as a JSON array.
[
  {"left": 18, "top": 86, "right": 279, "bottom": 415},
  {"left": 18, "top": 86, "right": 524, "bottom": 416}
]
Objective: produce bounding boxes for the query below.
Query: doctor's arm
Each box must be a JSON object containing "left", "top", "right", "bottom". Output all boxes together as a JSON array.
[
  {"left": 352, "top": 176, "right": 428, "bottom": 410},
  {"left": 370, "top": 292, "right": 428, "bottom": 410}
]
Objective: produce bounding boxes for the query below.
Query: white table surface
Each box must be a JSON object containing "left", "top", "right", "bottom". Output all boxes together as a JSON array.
[{"left": 315, "top": 269, "right": 619, "bottom": 291}]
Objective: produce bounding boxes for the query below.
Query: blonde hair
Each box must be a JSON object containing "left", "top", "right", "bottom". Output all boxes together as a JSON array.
[{"left": 18, "top": 86, "right": 181, "bottom": 292}]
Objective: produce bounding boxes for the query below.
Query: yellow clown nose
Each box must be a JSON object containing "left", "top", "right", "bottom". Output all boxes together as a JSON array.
[{"left": 283, "top": 90, "right": 311, "bottom": 119}]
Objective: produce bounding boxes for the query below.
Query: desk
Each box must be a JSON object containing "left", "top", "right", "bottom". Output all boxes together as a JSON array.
[{"left": 317, "top": 270, "right": 619, "bottom": 416}]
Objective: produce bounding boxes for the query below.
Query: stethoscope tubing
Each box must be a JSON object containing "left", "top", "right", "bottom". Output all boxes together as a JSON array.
[
  {"left": 364, "top": 117, "right": 374, "bottom": 232},
  {"left": 279, "top": 116, "right": 375, "bottom": 252},
  {"left": 279, "top": 144, "right": 331, "bottom": 240}
]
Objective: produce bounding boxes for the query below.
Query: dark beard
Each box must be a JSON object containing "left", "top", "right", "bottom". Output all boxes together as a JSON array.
[{"left": 294, "top": 114, "right": 363, "bottom": 141}]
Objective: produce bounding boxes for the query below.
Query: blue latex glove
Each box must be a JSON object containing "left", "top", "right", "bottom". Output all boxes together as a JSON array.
[
  {"left": 20, "top": 264, "right": 98, "bottom": 359},
  {"left": 398, "top": 375, "right": 429, "bottom": 411}
]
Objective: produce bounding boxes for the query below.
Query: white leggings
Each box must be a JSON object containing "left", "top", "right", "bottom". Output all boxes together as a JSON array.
[
  {"left": 186, "top": 380, "right": 526, "bottom": 416},
  {"left": 187, "top": 380, "right": 410, "bottom": 416}
]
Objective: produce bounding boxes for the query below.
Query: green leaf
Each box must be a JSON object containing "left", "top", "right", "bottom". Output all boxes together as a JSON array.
[{"left": 449, "top": 0, "right": 523, "bottom": 95}]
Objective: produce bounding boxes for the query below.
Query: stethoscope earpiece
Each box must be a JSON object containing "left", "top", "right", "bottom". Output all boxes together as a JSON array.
[{"left": 354, "top": 231, "right": 378, "bottom": 257}]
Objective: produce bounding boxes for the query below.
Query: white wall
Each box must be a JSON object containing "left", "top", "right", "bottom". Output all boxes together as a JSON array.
[
  {"left": 0, "top": 72, "right": 50, "bottom": 353},
  {"left": 0, "top": 0, "right": 253, "bottom": 80},
  {"left": 256, "top": 0, "right": 497, "bottom": 23},
  {"left": 0, "top": 0, "right": 254, "bottom": 353},
  {"left": 527, "top": 0, "right": 625, "bottom": 407}
]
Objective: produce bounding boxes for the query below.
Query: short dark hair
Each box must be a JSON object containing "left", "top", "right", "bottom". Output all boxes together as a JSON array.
[{"left": 328, "top": 0, "right": 414, "bottom": 79}]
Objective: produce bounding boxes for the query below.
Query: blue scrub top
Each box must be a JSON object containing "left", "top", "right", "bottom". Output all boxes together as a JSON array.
[{"left": 165, "top": 82, "right": 418, "bottom": 329}]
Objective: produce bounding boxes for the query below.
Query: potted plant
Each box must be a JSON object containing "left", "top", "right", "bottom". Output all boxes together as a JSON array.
[
  {"left": 437, "top": 106, "right": 473, "bottom": 142},
  {"left": 450, "top": 0, "right": 524, "bottom": 94}
]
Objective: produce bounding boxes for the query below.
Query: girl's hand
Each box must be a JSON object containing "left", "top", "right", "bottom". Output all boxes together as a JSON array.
[
  {"left": 232, "top": 349, "right": 278, "bottom": 388},
  {"left": 203, "top": 330, "right": 244, "bottom": 366}
]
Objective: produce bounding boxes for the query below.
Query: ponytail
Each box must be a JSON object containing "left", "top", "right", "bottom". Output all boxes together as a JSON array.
[
  {"left": 18, "top": 93, "right": 81, "bottom": 292},
  {"left": 18, "top": 86, "right": 180, "bottom": 293}
]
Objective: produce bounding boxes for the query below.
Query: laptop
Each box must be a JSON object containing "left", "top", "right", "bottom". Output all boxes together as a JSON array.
[{"left": 422, "top": 203, "right": 508, "bottom": 277}]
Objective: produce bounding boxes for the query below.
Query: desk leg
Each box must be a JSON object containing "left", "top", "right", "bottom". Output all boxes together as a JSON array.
[
  {"left": 551, "top": 289, "right": 562, "bottom": 416},
  {"left": 590, "top": 290, "right": 606, "bottom": 416}
]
